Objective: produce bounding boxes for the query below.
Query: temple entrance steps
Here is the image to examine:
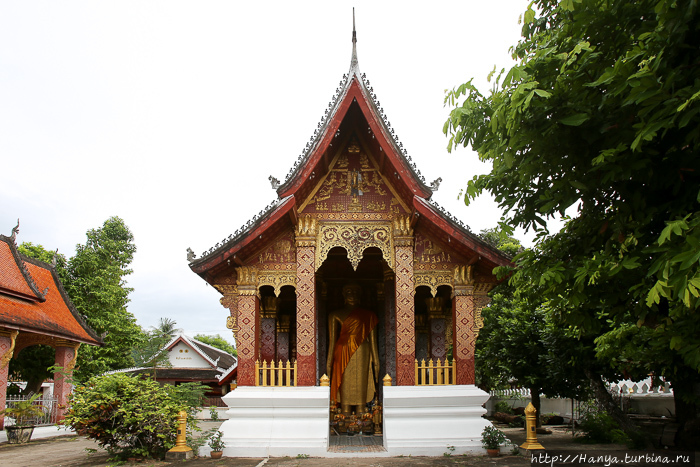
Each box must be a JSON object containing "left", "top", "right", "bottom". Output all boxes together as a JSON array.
[{"left": 328, "top": 434, "right": 386, "bottom": 453}]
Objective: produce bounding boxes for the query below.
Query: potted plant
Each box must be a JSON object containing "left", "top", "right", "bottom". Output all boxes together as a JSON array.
[
  {"left": 481, "top": 425, "right": 507, "bottom": 457},
  {"left": 208, "top": 430, "right": 226, "bottom": 459},
  {"left": 0, "top": 394, "right": 44, "bottom": 444}
]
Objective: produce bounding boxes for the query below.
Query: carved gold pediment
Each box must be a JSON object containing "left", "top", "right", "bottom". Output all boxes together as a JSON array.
[
  {"left": 257, "top": 271, "right": 297, "bottom": 297},
  {"left": 414, "top": 270, "right": 453, "bottom": 297},
  {"left": 317, "top": 222, "right": 393, "bottom": 271}
]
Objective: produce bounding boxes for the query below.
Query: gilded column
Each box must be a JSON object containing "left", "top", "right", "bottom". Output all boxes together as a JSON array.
[
  {"left": 295, "top": 215, "right": 317, "bottom": 386},
  {"left": 393, "top": 215, "right": 415, "bottom": 386},
  {"left": 260, "top": 296, "right": 278, "bottom": 363},
  {"left": 452, "top": 266, "right": 492, "bottom": 385},
  {"left": 54, "top": 340, "right": 80, "bottom": 421},
  {"left": 0, "top": 330, "right": 18, "bottom": 430},
  {"left": 236, "top": 267, "right": 259, "bottom": 387}
]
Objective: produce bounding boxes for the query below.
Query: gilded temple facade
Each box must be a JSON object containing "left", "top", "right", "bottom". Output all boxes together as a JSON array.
[{"left": 188, "top": 27, "right": 511, "bottom": 457}]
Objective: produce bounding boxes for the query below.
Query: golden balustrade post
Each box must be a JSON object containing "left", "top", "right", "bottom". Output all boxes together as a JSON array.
[
  {"left": 166, "top": 411, "right": 193, "bottom": 460},
  {"left": 520, "top": 403, "right": 545, "bottom": 451}
]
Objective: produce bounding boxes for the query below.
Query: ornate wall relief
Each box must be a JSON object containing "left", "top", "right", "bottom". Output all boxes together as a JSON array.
[
  {"left": 299, "top": 135, "right": 410, "bottom": 221},
  {"left": 316, "top": 222, "right": 393, "bottom": 270},
  {"left": 257, "top": 232, "right": 296, "bottom": 270}
]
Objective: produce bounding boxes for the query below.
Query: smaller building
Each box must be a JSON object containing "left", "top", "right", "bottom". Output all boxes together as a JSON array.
[
  {"left": 109, "top": 333, "right": 237, "bottom": 405},
  {"left": 0, "top": 223, "right": 103, "bottom": 428}
]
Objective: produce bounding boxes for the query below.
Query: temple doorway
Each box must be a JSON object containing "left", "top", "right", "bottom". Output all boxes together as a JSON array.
[{"left": 317, "top": 247, "right": 388, "bottom": 445}]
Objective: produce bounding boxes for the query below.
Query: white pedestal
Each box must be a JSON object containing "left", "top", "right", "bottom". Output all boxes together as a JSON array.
[
  {"left": 218, "top": 386, "right": 329, "bottom": 457},
  {"left": 383, "top": 385, "right": 491, "bottom": 456}
]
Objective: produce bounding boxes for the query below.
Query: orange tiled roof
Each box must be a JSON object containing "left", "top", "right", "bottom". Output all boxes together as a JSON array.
[
  {"left": 0, "top": 239, "right": 44, "bottom": 301},
  {"left": 0, "top": 235, "right": 102, "bottom": 345}
]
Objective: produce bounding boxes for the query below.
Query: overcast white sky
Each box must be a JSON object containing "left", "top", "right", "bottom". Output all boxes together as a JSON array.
[{"left": 1, "top": 1, "right": 529, "bottom": 345}]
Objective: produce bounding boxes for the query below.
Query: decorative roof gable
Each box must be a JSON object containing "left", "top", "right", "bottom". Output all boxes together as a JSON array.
[
  {"left": 0, "top": 231, "right": 47, "bottom": 302},
  {"left": 189, "top": 20, "right": 512, "bottom": 278}
]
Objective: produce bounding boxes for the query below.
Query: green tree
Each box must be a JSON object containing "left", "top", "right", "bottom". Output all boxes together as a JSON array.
[
  {"left": 445, "top": 0, "right": 700, "bottom": 445},
  {"left": 154, "top": 317, "right": 181, "bottom": 338},
  {"left": 17, "top": 242, "right": 69, "bottom": 284},
  {"left": 193, "top": 334, "right": 237, "bottom": 357},
  {"left": 66, "top": 217, "right": 144, "bottom": 381},
  {"left": 476, "top": 229, "right": 591, "bottom": 426},
  {"left": 8, "top": 345, "right": 54, "bottom": 396}
]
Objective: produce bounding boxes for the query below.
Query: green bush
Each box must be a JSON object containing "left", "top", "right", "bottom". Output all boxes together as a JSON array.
[
  {"left": 575, "top": 410, "right": 630, "bottom": 445},
  {"left": 62, "top": 373, "right": 188, "bottom": 460},
  {"left": 494, "top": 400, "right": 513, "bottom": 414}
]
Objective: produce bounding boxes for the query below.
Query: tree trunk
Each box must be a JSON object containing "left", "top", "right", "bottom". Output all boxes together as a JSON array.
[
  {"left": 530, "top": 386, "right": 542, "bottom": 428},
  {"left": 670, "top": 371, "right": 700, "bottom": 449},
  {"left": 22, "top": 378, "right": 43, "bottom": 396},
  {"left": 583, "top": 369, "right": 647, "bottom": 443}
]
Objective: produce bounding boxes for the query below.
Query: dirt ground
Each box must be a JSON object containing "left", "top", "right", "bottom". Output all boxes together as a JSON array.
[{"left": 0, "top": 425, "right": 693, "bottom": 467}]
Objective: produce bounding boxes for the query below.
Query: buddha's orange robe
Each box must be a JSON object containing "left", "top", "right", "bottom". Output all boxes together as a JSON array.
[{"left": 330, "top": 307, "right": 378, "bottom": 404}]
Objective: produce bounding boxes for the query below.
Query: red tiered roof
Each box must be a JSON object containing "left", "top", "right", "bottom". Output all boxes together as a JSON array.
[{"left": 0, "top": 234, "right": 102, "bottom": 346}]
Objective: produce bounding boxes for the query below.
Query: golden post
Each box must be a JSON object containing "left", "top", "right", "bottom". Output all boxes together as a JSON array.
[
  {"left": 519, "top": 403, "right": 544, "bottom": 450},
  {"left": 169, "top": 411, "right": 193, "bottom": 453}
]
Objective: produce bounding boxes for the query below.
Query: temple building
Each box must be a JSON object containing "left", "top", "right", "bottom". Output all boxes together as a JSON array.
[
  {"left": 188, "top": 23, "right": 511, "bottom": 457},
  {"left": 0, "top": 223, "right": 102, "bottom": 429}
]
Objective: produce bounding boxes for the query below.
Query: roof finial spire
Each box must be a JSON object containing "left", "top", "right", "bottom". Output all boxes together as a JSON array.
[{"left": 350, "top": 8, "right": 359, "bottom": 73}]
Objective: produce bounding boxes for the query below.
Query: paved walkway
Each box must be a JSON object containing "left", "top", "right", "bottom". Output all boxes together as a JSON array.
[{"left": 1, "top": 425, "right": 695, "bottom": 467}]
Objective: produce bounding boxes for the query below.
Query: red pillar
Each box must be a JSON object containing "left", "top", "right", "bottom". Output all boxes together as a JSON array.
[
  {"left": 295, "top": 243, "right": 317, "bottom": 386},
  {"left": 394, "top": 220, "right": 415, "bottom": 386},
  {"left": 295, "top": 216, "right": 317, "bottom": 386},
  {"left": 453, "top": 291, "right": 476, "bottom": 385},
  {"left": 54, "top": 341, "right": 79, "bottom": 422},
  {"left": 235, "top": 267, "right": 259, "bottom": 387},
  {"left": 0, "top": 330, "right": 18, "bottom": 430}
]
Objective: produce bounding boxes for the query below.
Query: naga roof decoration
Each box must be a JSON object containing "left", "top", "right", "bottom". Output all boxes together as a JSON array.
[{"left": 189, "top": 20, "right": 511, "bottom": 275}]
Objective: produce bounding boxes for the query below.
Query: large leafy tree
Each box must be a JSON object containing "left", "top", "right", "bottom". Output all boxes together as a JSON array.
[
  {"left": 13, "top": 220, "right": 142, "bottom": 384},
  {"left": 476, "top": 229, "right": 591, "bottom": 426},
  {"left": 445, "top": 0, "right": 699, "bottom": 445},
  {"left": 65, "top": 217, "right": 143, "bottom": 381}
]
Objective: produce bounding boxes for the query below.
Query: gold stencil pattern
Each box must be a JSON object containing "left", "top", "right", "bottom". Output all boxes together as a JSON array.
[
  {"left": 317, "top": 222, "right": 393, "bottom": 271},
  {"left": 453, "top": 292, "right": 475, "bottom": 385},
  {"left": 394, "top": 243, "right": 415, "bottom": 386},
  {"left": 237, "top": 293, "right": 257, "bottom": 386},
  {"left": 295, "top": 244, "right": 316, "bottom": 385}
]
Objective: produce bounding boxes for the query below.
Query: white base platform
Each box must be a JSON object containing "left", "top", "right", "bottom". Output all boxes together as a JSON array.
[
  {"left": 217, "top": 386, "right": 330, "bottom": 457},
  {"left": 383, "top": 385, "right": 491, "bottom": 456},
  {"left": 217, "top": 384, "right": 491, "bottom": 457}
]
